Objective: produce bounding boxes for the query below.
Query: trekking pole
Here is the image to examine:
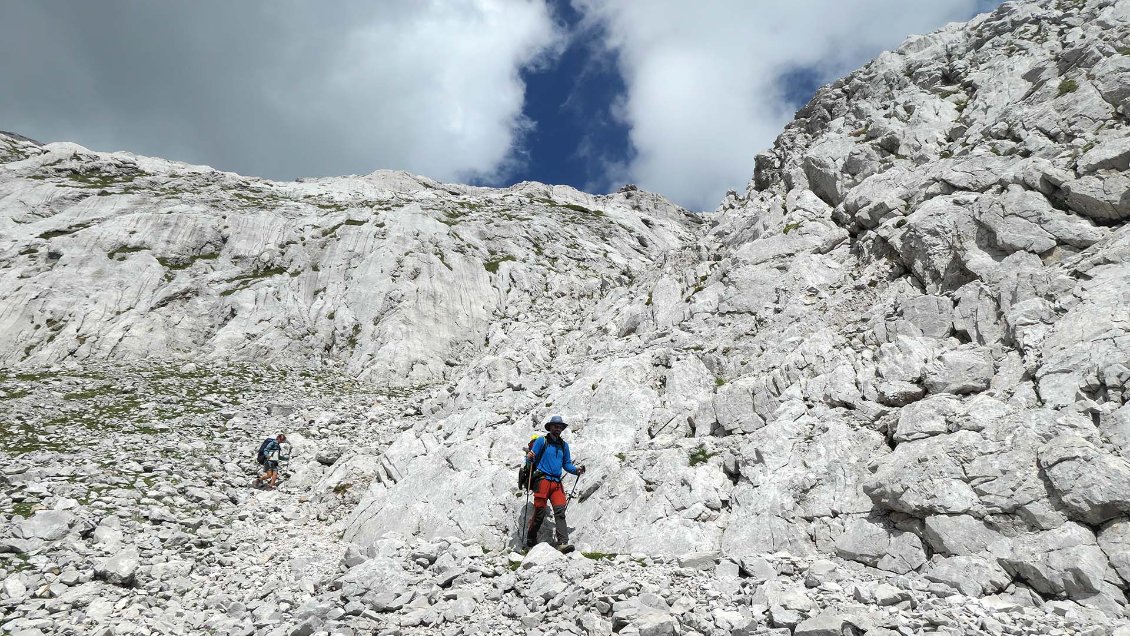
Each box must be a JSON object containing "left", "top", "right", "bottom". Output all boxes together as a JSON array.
[
  {"left": 519, "top": 458, "right": 534, "bottom": 546},
  {"left": 564, "top": 472, "right": 581, "bottom": 511}
]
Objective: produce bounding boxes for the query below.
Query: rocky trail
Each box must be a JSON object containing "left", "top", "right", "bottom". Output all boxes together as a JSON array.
[{"left": 1, "top": 364, "right": 1120, "bottom": 636}]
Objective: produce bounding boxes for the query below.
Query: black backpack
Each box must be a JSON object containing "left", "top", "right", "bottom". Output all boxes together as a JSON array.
[
  {"left": 518, "top": 437, "right": 548, "bottom": 491},
  {"left": 256, "top": 439, "right": 272, "bottom": 465}
]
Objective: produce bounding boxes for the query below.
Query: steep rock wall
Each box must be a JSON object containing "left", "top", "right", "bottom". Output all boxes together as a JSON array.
[{"left": 341, "top": 0, "right": 1130, "bottom": 615}]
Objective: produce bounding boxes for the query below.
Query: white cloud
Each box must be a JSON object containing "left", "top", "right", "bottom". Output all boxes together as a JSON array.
[
  {"left": 312, "top": 0, "right": 566, "bottom": 182},
  {"left": 573, "top": 0, "right": 995, "bottom": 210},
  {"left": 0, "top": 0, "right": 565, "bottom": 184}
]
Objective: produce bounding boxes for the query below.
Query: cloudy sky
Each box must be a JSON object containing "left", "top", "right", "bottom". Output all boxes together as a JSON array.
[{"left": 0, "top": 1, "right": 1003, "bottom": 210}]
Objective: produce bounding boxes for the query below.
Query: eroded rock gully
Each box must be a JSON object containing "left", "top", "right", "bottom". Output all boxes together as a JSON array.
[{"left": 3, "top": 0, "right": 1130, "bottom": 633}]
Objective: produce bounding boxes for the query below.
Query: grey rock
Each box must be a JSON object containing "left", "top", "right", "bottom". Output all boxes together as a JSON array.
[
  {"left": 922, "top": 514, "right": 997, "bottom": 555},
  {"left": 876, "top": 380, "right": 926, "bottom": 407},
  {"left": 995, "top": 522, "right": 1109, "bottom": 598},
  {"left": 316, "top": 446, "right": 345, "bottom": 466},
  {"left": 835, "top": 517, "right": 926, "bottom": 574},
  {"left": 900, "top": 295, "right": 953, "bottom": 338},
  {"left": 921, "top": 555, "right": 1011, "bottom": 597},
  {"left": 676, "top": 551, "right": 717, "bottom": 570},
  {"left": 95, "top": 549, "right": 140, "bottom": 587},
  {"left": 521, "top": 543, "right": 566, "bottom": 570},
  {"left": 1063, "top": 172, "right": 1130, "bottom": 222},
  {"left": 1038, "top": 435, "right": 1130, "bottom": 525},
  {"left": 1097, "top": 518, "right": 1130, "bottom": 586},
  {"left": 923, "top": 346, "right": 993, "bottom": 395},
  {"left": 18, "top": 510, "right": 75, "bottom": 541},
  {"left": 794, "top": 613, "right": 860, "bottom": 636}
]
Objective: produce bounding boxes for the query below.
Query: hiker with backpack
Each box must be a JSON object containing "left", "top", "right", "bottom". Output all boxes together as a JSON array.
[
  {"left": 523, "top": 415, "right": 585, "bottom": 552},
  {"left": 256, "top": 434, "right": 288, "bottom": 489}
]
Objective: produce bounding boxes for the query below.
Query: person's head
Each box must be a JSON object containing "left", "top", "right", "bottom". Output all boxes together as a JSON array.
[
  {"left": 276, "top": 434, "right": 287, "bottom": 443},
  {"left": 544, "top": 415, "right": 567, "bottom": 435}
]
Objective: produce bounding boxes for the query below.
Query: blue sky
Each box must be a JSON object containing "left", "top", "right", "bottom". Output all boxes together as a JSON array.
[{"left": 0, "top": 1, "right": 1004, "bottom": 211}]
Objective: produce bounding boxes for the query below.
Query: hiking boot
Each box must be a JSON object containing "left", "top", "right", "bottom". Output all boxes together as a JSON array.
[{"left": 555, "top": 543, "right": 575, "bottom": 554}]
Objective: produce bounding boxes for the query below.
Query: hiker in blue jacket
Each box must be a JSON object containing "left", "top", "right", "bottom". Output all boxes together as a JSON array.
[{"left": 525, "top": 415, "right": 585, "bottom": 550}]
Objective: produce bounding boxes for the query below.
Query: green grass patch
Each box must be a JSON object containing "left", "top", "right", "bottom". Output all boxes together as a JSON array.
[
  {"left": 333, "top": 482, "right": 353, "bottom": 495},
  {"left": 1057, "top": 79, "right": 1078, "bottom": 96},
  {"left": 65, "top": 169, "right": 144, "bottom": 189},
  {"left": 688, "top": 444, "right": 717, "bottom": 467},
  {"left": 11, "top": 502, "right": 36, "bottom": 518},
  {"left": 484, "top": 255, "right": 516, "bottom": 274},
  {"left": 782, "top": 222, "right": 803, "bottom": 234},
  {"left": 64, "top": 386, "right": 114, "bottom": 400},
  {"left": 38, "top": 223, "right": 91, "bottom": 240},
  {"left": 226, "top": 267, "right": 288, "bottom": 283},
  {"left": 582, "top": 552, "right": 617, "bottom": 561},
  {"left": 156, "top": 257, "right": 193, "bottom": 270},
  {"left": 1, "top": 552, "right": 33, "bottom": 574},
  {"left": 108, "top": 246, "right": 147, "bottom": 259},
  {"left": 13, "top": 371, "right": 56, "bottom": 382},
  {"left": 714, "top": 376, "right": 726, "bottom": 387},
  {"left": 560, "top": 203, "right": 603, "bottom": 216}
]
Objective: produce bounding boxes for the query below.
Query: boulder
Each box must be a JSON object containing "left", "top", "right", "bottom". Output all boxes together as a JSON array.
[
  {"left": 521, "top": 543, "right": 566, "bottom": 570},
  {"left": 922, "top": 514, "right": 997, "bottom": 555},
  {"left": 900, "top": 295, "right": 953, "bottom": 338},
  {"left": 1097, "top": 518, "right": 1130, "bottom": 586},
  {"left": 923, "top": 346, "right": 993, "bottom": 394},
  {"left": 315, "top": 445, "right": 345, "bottom": 466},
  {"left": 876, "top": 380, "right": 926, "bottom": 407},
  {"left": 1038, "top": 435, "right": 1130, "bottom": 525},
  {"left": 994, "top": 522, "right": 1110, "bottom": 599},
  {"left": 834, "top": 517, "right": 926, "bottom": 574},
  {"left": 794, "top": 613, "right": 862, "bottom": 636},
  {"left": 18, "top": 509, "right": 76, "bottom": 541},
  {"left": 893, "top": 394, "right": 961, "bottom": 442},
  {"left": 95, "top": 549, "right": 140, "bottom": 587},
  {"left": 921, "top": 555, "right": 1011, "bottom": 597},
  {"left": 1062, "top": 173, "right": 1130, "bottom": 222}
]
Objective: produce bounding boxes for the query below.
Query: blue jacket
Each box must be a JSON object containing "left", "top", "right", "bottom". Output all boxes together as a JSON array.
[{"left": 530, "top": 435, "right": 578, "bottom": 482}]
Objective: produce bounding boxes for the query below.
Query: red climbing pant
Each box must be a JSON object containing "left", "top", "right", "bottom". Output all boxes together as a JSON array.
[
  {"left": 532, "top": 478, "right": 567, "bottom": 508},
  {"left": 526, "top": 478, "right": 569, "bottom": 547}
]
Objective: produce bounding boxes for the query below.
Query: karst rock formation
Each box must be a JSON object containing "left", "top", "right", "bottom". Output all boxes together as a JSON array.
[{"left": 2, "top": 0, "right": 1130, "bottom": 633}]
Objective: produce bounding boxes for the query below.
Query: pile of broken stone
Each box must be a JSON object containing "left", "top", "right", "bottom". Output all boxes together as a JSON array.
[{"left": 2, "top": 364, "right": 1123, "bottom": 635}]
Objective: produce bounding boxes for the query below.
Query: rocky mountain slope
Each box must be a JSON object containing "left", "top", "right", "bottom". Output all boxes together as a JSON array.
[{"left": 3, "top": 0, "right": 1130, "bottom": 634}]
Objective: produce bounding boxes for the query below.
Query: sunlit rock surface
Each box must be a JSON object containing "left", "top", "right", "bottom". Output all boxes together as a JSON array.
[{"left": 2, "top": 0, "right": 1130, "bottom": 632}]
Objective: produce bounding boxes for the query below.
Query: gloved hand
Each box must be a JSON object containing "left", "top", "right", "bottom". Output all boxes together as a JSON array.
[{"left": 577, "top": 465, "right": 586, "bottom": 475}]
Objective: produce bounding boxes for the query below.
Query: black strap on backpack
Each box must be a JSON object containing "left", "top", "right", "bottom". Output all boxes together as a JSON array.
[{"left": 519, "top": 438, "right": 550, "bottom": 491}]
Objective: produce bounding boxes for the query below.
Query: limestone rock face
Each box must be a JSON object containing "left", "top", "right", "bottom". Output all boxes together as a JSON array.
[
  {"left": 3, "top": 0, "right": 1130, "bottom": 622},
  {"left": 0, "top": 147, "right": 694, "bottom": 388}
]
